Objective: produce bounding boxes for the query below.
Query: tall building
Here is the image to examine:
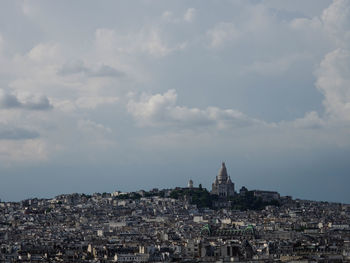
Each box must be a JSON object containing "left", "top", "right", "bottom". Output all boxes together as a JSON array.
[{"left": 211, "top": 162, "right": 235, "bottom": 197}]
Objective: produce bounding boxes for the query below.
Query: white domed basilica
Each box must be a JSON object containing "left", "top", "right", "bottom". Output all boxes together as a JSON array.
[{"left": 211, "top": 162, "right": 235, "bottom": 197}]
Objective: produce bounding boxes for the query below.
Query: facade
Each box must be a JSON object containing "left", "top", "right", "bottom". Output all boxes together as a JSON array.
[
  {"left": 114, "top": 253, "right": 149, "bottom": 262},
  {"left": 211, "top": 162, "right": 235, "bottom": 197}
]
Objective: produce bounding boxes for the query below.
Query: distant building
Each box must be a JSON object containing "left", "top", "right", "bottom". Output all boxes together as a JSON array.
[
  {"left": 251, "top": 190, "right": 280, "bottom": 202},
  {"left": 239, "top": 186, "right": 248, "bottom": 196},
  {"left": 188, "top": 179, "right": 193, "bottom": 188},
  {"left": 114, "top": 253, "right": 149, "bottom": 262},
  {"left": 211, "top": 162, "right": 235, "bottom": 197}
]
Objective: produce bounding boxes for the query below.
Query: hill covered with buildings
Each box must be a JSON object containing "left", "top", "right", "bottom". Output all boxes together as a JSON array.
[{"left": 0, "top": 162, "right": 349, "bottom": 262}]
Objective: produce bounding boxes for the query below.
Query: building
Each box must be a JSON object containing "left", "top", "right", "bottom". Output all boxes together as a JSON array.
[
  {"left": 251, "top": 190, "right": 280, "bottom": 202},
  {"left": 114, "top": 253, "right": 149, "bottom": 262},
  {"left": 211, "top": 162, "right": 235, "bottom": 197},
  {"left": 188, "top": 180, "right": 193, "bottom": 188},
  {"left": 239, "top": 186, "right": 248, "bottom": 196}
]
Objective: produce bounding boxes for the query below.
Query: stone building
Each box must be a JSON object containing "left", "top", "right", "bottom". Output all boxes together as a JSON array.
[{"left": 211, "top": 162, "right": 235, "bottom": 197}]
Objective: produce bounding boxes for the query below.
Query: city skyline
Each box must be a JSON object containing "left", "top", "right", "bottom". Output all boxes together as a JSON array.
[{"left": 1, "top": 0, "right": 350, "bottom": 203}]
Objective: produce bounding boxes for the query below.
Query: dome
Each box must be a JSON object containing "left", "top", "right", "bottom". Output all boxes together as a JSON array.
[{"left": 217, "top": 162, "right": 228, "bottom": 182}]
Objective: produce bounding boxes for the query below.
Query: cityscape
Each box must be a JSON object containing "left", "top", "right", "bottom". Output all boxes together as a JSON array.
[
  {"left": 1, "top": 0, "right": 350, "bottom": 262},
  {"left": 1, "top": 162, "right": 349, "bottom": 262}
]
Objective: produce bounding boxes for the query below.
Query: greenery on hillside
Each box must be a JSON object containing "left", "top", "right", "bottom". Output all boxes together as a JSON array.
[
  {"left": 96, "top": 187, "right": 280, "bottom": 211},
  {"left": 170, "top": 188, "right": 217, "bottom": 208},
  {"left": 169, "top": 188, "right": 280, "bottom": 211},
  {"left": 228, "top": 191, "right": 280, "bottom": 210},
  {"left": 114, "top": 190, "right": 166, "bottom": 200}
]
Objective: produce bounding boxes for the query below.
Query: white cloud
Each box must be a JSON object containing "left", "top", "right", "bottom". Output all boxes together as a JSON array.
[
  {"left": 309, "top": 0, "right": 350, "bottom": 123},
  {"left": 57, "top": 60, "right": 87, "bottom": 76},
  {"left": 316, "top": 48, "right": 350, "bottom": 121},
  {"left": 0, "top": 89, "right": 20, "bottom": 108},
  {"left": 17, "top": 93, "right": 53, "bottom": 110},
  {"left": 184, "top": 8, "right": 196, "bottom": 22},
  {"left": 143, "top": 29, "right": 173, "bottom": 57},
  {"left": 322, "top": 0, "right": 350, "bottom": 47},
  {"left": 77, "top": 119, "right": 112, "bottom": 134},
  {"left": 95, "top": 27, "right": 186, "bottom": 58},
  {"left": 58, "top": 60, "right": 124, "bottom": 78},
  {"left": 27, "top": 43, "right": 61, "bottom": 63},
  {"left": 52, "top": 95, "right": 119, "bottom": 112},
  {"left": 76, "top": 119, "right": 116, "bottom": 153},
  {"left": 0, "top": 34, "right": 3, "bottom": 54},
  {"left": 243, "top": 53, "right": 310, "bottom": 76},
  {"left": 0, "top": 139, "right": 47, "bottom": 163},
  {"left": 127, "top": 89, "right": 263, "bottom": 129},
  {"left": 0, "top": 124, "right": 39, "bottom": 140},
  {"left": 2, "top": 40, "right": 126, "bottom": 112},
  {"left": 278, "top": 0, "right": 350, "bottom": 129},
  {"left": 290, "top": 17, "right": 323, "bottom": 31},
  {"left": 162, "top": 11, "right": 173, "bottom": 21},
  {"left": 52, "top": 99, "right": 76, "bottom": 113},
  {"left": 206, "top": 22, "right": 239, "bottom": 48},
  {"left": 0, "top": 89, "right": 52, "bottom": 110},
  {"left": 284, "top": 111, "right": 325, "bottom": 129},
  {"left": 75, "top": 96, "right": 119, "bottom": 109},
  {"left": 21, "top": 0, "right": 38, "bottom": 16},
  {"left": 1, "top": 0, "right": 350, "bottom": 168},
  {"left": 4, "top": 43, "right": 66, "bottom": 97}
]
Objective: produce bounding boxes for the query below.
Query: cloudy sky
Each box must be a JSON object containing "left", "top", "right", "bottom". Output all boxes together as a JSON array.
[{"left": 1, "top": 0, "right": 350, "bottom": 202}]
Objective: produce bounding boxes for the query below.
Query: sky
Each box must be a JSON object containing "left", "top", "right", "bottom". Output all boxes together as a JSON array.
[{"left": 0, "top": 0, "right": 350, "bottom": 203}]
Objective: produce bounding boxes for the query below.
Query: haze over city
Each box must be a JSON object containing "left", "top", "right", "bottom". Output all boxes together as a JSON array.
[{"left": 0, "top": 0, "right": 350, "bottom": 203}]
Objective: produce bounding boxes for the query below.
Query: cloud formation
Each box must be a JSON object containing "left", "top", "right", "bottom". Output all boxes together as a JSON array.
[
  {"left": 207, "top": 22, "right": 239, "bottom": 48},
  {"left": 322, "top": 0, "right": 350, "bottom": 47},
  {"left": 184, "top": 8, "right": 196, "bottom": 22},
  {"left": 2, "top": 0, "right": 350, "bottom": 202},
  {"left": 78, "top": 119, "right": 112, "bottom": 134},
  {"left": 0, "top": 89, "right": 52, "bottom": 110},
  {"left": 128, "top": 90, "right": 263, "bottom": 129},
  {"left": 95, "top": 28, "right": 186, "bottom": 58},
  {"left": 58, "top": 60, "right": 124, "bottom": 78},
  {"left": 316, "top": 49, "right": 350, "bottom": 121},
  {"left": 0, "top": 125, "right": 39, "bottom": 140},
  {"left": 312, "top": 0, "right": 350, "bottom": 122}
]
